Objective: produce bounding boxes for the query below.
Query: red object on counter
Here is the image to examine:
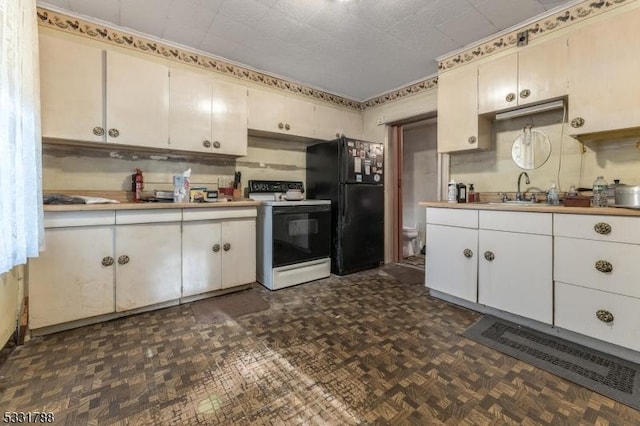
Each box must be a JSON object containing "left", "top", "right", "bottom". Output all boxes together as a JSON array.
[{"left": 132, "top": 168, "right": 144, "bottom": 202}]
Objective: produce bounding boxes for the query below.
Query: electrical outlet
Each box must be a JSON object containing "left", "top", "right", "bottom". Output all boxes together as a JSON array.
[{"left": 517, "top": 31, "right": 528, "bottom": 47}]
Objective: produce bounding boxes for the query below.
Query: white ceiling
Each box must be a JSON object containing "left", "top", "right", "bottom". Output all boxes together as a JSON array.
[{"left": 38, "top": 0, "right": 577, "bottom": 101}]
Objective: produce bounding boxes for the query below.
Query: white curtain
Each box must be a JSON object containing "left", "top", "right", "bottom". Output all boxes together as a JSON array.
[{"left": 0, "top": 0, "right": 43, "bottom": 274}]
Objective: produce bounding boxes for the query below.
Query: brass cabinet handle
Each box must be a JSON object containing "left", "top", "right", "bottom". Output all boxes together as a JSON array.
[
  {"left": 595, "top": 260, "right": 613, "bottom": 273},
  {"left": 213, "top": 141, "right": 221, "bottom": 149},
  {"left": 101, "top": 256, "right": 114, "bottom": 267},
  {"left": 484, "top": 251, "right": 495, "bottom": 261},
  {"left": 93, "top": 126, "right": 105, "bottom": 136},
  {"left": 519, "top": 89, "right": 531, "bottom": 99},
  {"left": 108, "top": 128, "right": 120, "bottom": 138},
  {"left": 285, "top": 123, "right": 291, "bottom": 131},
  {"left": 117, "top": 255, "right": 130, "bottom": 265},
  {"left": 596, "top": 309, "right": 614, "bottom": 323},
  {"left": 212, "top": 244, "right": 220, "bottom": 253},
  {"left": 463, "top": 249, "right": 473, "bottom": 258},
  {"left": 468, "top": 136, "right": 477, "bottom": 144},
  {"left": 278, "top": 122, "right": 284, "bottom": 129},
  {"left": 570, "top": 117, "right": 585, "bottom": 128},
  {"left": 223, "top": 243, "right": 231, "bottom": 251},
  {"left": 505, "top": 93, "right": 516, "bottom": 102},
  {"left": 203, "top": 140, "right": 211, "bottom": 148},
  {"left": 594, "top": 222, "right": 612, "bottom": 235}
]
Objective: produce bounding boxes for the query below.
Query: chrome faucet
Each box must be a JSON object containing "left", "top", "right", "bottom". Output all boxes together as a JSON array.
[{"left": 516, "top": 172, "right": 530, "bottom": 201}]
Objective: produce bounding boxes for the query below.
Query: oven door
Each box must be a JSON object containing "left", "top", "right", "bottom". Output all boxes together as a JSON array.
[{"left": 271, "top": 204, "right": 331, "bottom": 268}]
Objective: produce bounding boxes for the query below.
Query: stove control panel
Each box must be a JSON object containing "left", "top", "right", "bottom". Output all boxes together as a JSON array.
[{"left": 248, "top": 180, "right": 304, "bottom": 193}]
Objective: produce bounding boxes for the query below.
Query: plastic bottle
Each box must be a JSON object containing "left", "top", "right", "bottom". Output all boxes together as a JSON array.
[
  {"left": 547, "top": 183, "right": 559, "bottom": 205},
  {"left": 592, "top": 176, "right": 608, "bottom": 207},
  {"left": 447, "top": 179, "right": 457, "bottom": 203},
  {"left": 457, "top": 183, "right": 467, "bottom": 203},
  {"left": 468, "top": 184, "right": 476, "bottom": 203}
]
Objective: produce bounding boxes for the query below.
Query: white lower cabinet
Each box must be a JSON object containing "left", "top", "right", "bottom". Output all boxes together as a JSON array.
[
  {"left": 114, "top": 221, "right": 182, "bottom": 311},
  {"left": 29, "top": 224, "right": 115, "bottom": 329},
  {"left": 426, "top": 224, "right": 478, "bottom": 302},
  {"left": 182, "top": 208, "right": 257, "bottom": 298}
]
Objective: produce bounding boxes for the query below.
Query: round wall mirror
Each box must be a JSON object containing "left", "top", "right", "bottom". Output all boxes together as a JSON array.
[{"left": 511, "top": 125, "right": 551, "bottom": 170}]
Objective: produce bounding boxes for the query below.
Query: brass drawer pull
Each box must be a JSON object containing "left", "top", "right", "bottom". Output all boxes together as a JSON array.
[
  {"left": 203, "top": 140, "right": 211, "bottom": 148},
  {"left": 519, "top": 89, "right": 531, "bottom": 99},
  {"left": 117, "top": 255, "right": 130, "bottom": 265},
  {"left": 285, "top": 123, "right": 291, "bottom": 131},
  {"left": 213, "top": 141, "right": 221, "bottom": 149},
  {"left": 463, "top": 249, "right": 473, "bottom": 258},
  {"left": 484, "top": 251, "right": 495, "bottom": 261},
  {"left": 596, "top": 309, "right": 614, "bottom": 323},
  {"left": 223, "top": 243, "right": 231, "bottom": 252},
  {"left": 594, "top": 222, "right": 611, "bottom": 235},
  {"left": 108, "top": 128, "right": 120, "bottom": 138},
  {"left": 212, "top": 244, "right": 220, "bottom": 253},
  {"left": 101, "top": 256, "right": 114, "bottom": 267},
  {"left": 278, "top": 122, "right": 284, "bottom": 130},
  {"left": 468, "top": 136, "right": 477, "bottom": 144},
  {"left": 570, "top": 117, "right": 585, "bottom": 128},
  {"left": 595, "top": 260, "right": 613, "bottom": 273},
  {"left": 505, "top": 93, "right": 516, "bottom": 102},
  {"left": 93, "top": 126, "right": 105, "bottom": 136}
]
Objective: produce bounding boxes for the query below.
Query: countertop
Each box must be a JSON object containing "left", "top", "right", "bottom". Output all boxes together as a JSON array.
[
  {"left": 419, "top": 201, "right": 640, "bottom": 217},
  {"left": 44, "top": 200, "right": 260, "bottom": 212}
]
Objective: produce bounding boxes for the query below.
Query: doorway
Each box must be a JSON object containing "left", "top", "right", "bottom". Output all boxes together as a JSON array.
[{"left": 390, "top": 117, "right": 439, "bottom": 265}]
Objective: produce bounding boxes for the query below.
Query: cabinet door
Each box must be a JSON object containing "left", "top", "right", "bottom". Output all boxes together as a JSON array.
[
  {"left": 426, "top": 224, "right": 478, "bottom": 302},
  {"left": 106, "top": 50, "right": 170, "bottom": 148},
  {"left": 182, "top": 221, "right": 222, "bottom": 297},
  {"left": 221, "top": 219, "right": 256, "bottom": 289},
  {"left": 437, "top": 66, "right": 490, "bottom": 153},
  {"left": 284, "top": 96, "right": 315, "bottom": 138},
  {"left": 315, "top": 104, "right": 363, "bottom": 140},
  {"left": 478, "top": 229, "right": 552, "bottom": 324},
  {"left": 568, "top": 7, "right": 640, "bottom": 135},
  {"left": 247, "top": 88, "right": 285, "bottom": 133},
  {"left": 169, "top": 67, "right": 213, "bottom": 153},
  {"left": 39, "top": 33, "right": 105, "bottom": 142},
  {"left": 28, "top": 226, "right": 115, "bottom": 329},
  {"left": 115, "top": 222, "right": 182, "bottom": 311},
  {"left": 211, "top": 80, "right": 248, "bottom": 156},
  {"left": 478, "top": 53, "right": 518, "bottom": 114},
  {"left": 518, "top": 36, "right": 567, "bottom": 107}
]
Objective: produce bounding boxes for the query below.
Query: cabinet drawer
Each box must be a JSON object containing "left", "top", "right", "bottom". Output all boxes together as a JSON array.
[
  {"left": 116, "top": 209, "right": 182, "bottom": 224},
  {"left": 182, "top": 207, "right": 257, "bottom": 221},
  {"left": 44, "top": 211, "right": 115, "bottom": 228},
  {"left": 426, "top": 208, "right": 477, "bottom": 228},
  {"left": 555, "top": 282, "right": 640, "bottom": 352},
  {"left": 555, "top": 237, "right": 640, "bottom": 298},
  {"left": 479, "top": 210, "right": 551, "bottom": 235},
  {"left": 554, "top": 214, "right": 640, "bottom": 243}
]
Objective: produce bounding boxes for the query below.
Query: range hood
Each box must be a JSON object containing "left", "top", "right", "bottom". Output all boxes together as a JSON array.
[{"left": 494, "top": 99, "right": 565, "bottom": 121}]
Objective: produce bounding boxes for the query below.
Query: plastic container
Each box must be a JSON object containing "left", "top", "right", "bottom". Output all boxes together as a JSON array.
[
  {"left": 447, "top": 179, "right": 457, "bottom": 203},
  {"left": 468, "top": 184, "right": 476, "bottom": 203},
  {"left": 592, "top": 176, "right": 608, "bottom": 207},
  {"left": 547, "top": 183, "right": 559, "bottom": 205}
]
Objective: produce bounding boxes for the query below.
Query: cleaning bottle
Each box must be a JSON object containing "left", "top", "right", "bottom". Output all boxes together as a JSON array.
[
  {"left": 468, "top": 184, "right": 476, "bottom": 203},
  {"left": 132, "top": 168, "right": 144, "bottom": 202}
]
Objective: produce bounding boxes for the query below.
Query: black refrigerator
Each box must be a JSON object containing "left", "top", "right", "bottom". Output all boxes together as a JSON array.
[{"left": 306, "top": 137, "right": 384, "bottom": 275}]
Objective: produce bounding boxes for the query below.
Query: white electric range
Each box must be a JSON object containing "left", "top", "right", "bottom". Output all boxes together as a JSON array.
[{"left": 248, "top": 180, "right": 332, "bottom": 290}]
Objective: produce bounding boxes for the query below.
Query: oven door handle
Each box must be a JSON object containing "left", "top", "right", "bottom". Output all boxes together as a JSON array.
[{"left": 272, "top": 205, "right": 331, "bottom": 214}]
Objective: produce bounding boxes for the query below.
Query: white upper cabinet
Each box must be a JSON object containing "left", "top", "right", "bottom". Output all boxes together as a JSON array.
[
  {"left": 169, "top": 67, "right": 248, "bottom": 155},
  {"left": 39, "top": 32, "right": 105, "bottom": 142},
  {"left": 315, "top": 104, "right": 363, "bottom": 140},
  {"left": 437, "top": 65, "right": 490, "bottom": 153},
  {"left": 247, "top": 88, "right": 315, "bottom": 138},
  {"left": 478, "top": 36, "right": 568, "bottom": 114},
  {"left": 567, "top": 7, "right": 640, "bottom": 137},
  {"left": 105, "top": 50, "right": 170, "bottom": 148}
]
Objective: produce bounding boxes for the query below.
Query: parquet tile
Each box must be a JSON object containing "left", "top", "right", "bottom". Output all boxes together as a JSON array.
[{"left": 0, "top": 265, "right": 639, "bottom": 424}]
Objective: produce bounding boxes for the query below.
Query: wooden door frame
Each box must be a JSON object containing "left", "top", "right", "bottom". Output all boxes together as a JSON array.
[{"left": 390, "top": 125, "right": 403, "bottom": 263}]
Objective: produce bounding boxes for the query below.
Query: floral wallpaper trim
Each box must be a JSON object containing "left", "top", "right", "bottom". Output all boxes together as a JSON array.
[
  {"left": 361, "top": 77, "right": 439, "bottom": 110},
  {"left": 438, "top": 0, "right": 633, "bottom": 72},
  {"left": 35, "top": 7, "right": 363, "bottom": 111}
]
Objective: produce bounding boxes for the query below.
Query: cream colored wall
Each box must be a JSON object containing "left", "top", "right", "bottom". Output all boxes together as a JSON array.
[
  {"left": 0, "top": 266, "right": 23, "bottom": 348},
  {"left": 450, "top": 109, "right": 640, "bottom": 195},
  {"left": 43, "top": 135, "right": 307, "bottom": 194},
  {"left": 403, "top": 121, "right": 438, "bottom": 248}
]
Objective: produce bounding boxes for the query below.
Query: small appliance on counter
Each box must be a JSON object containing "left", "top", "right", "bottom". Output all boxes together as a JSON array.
[{"left": 249, "top": 180, "right": 332, "bottom": 290}]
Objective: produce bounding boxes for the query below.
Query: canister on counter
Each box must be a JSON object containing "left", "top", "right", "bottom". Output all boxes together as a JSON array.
[{"left": 457, "top": 183, "right": 467, "bottom": 203}]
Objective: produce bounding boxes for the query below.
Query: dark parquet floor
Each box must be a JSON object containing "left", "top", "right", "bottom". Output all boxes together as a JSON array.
[{"left": 1, "top": 265, "right": 639, "bottom": 425}]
